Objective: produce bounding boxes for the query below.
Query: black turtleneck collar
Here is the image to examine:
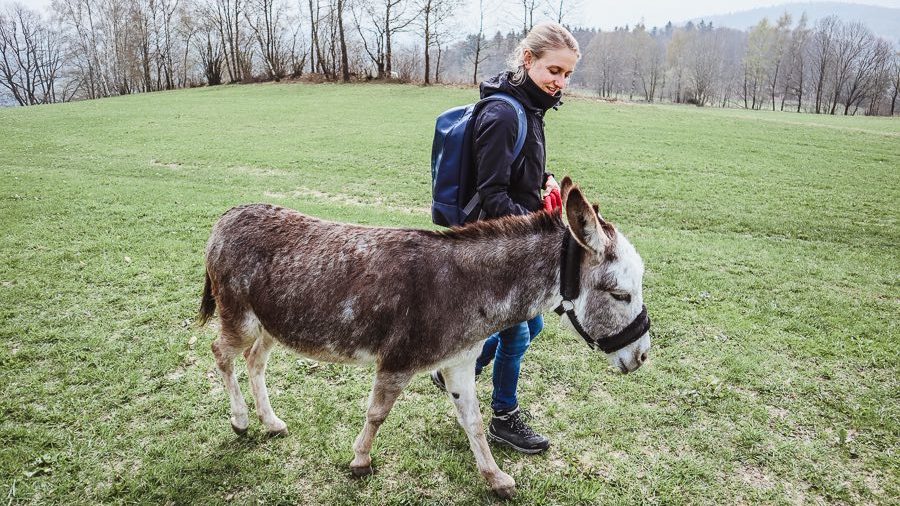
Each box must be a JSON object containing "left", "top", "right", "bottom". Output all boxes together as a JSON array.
[
  {"left": 480, "top": 71, "right": 561, "bottom": 115},
  {"left": 520, "top": 73, "right": 562, "bottom": 112}
]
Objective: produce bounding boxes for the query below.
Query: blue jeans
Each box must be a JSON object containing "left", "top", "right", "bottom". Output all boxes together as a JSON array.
[{"left": 475, "top": 315, "right": 544, "bottom": 413}]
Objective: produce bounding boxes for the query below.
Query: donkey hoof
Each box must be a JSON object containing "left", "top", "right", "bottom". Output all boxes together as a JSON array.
[
  {"left": 230, "top": 417, "right": 249, "bottom": 436},
  {"left": 492, "top": 484, "right": 517, "bottom": 499},
  {"left": 350, "top": 465, "right": 373, "bottom": 478},
  {"left": 267, "top": 427, "right": 289, "bottom": 438},
  {"left": 490, "top": 472, "right": 517, "bottom": 499}
]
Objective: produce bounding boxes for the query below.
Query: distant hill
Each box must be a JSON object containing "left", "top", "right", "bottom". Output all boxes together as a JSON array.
[{"left": 688, "top": 2, "right": 900, "bottom": 43}]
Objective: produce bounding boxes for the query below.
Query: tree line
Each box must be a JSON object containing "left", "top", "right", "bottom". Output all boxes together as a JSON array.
[
  {"left": 1, "top": 0, "right": 898, "bottom": 115},
  {"left": 575, "top": 16, "right": 900, "bottom": 116}
]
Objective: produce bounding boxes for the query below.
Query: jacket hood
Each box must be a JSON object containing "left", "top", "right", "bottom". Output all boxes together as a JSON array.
[{"left": 479, "top": 71, "right": 561, "bottom": 114}]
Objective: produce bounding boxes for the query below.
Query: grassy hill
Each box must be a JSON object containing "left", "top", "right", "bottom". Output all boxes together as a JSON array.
[{"left": 0, "top": 82, "right": 898, "bottom": 504}]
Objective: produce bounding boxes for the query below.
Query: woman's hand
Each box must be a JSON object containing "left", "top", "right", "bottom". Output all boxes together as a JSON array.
[
  {"left": 545, "top": 175, "right": 560, "bottom": 193},
  {"left": 543, "top": 188, "right": 561, "bottom": 213},
  {"left": 543, "top": 175, "right": 562, "bottom": 213}
]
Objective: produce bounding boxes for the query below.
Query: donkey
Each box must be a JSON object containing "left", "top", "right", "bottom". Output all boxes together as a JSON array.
[{"left": 198, "top": 177, "right": 651, "bottom": 498}]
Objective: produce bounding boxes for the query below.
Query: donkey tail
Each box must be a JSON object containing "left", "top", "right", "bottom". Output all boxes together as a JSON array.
[{"left": 198, "top": 270, "right": 216, "bottom": 326}]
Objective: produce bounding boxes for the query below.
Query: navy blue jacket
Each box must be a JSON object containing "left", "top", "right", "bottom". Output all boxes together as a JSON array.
[{"left": 473, "top": 72, "right": 561, "bottom": 218}]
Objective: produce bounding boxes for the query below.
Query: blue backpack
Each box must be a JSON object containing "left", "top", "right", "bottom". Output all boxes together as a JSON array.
[{"left": 430, "top": 93, "right": 527, "bottom": 227}]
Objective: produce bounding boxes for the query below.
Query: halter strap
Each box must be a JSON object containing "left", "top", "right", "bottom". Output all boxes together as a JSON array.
[{"left": 553, "top": 230, "right": 651, "bottom": 354}]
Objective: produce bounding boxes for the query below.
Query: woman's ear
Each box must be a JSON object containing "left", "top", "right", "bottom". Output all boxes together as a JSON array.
[{"left": 523, "top": 49, "right": 533, "bottom": 70}]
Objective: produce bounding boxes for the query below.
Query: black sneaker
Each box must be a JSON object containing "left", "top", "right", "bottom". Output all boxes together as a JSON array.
[{"left": 488, "top": 407, "right": 550, "bottom": 454}]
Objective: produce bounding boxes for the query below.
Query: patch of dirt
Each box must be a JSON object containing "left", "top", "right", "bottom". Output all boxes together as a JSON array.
[
  {"left": 288, "top": 186, "right": 430, "bottom": 215},
  {"left": 150, "top": 159, "right": 187, "bottom": 170},
  {"left": 730, "top": 385, "right": 759, "bottom": 399},
  {"left": 766, "top": 405, "right": 789, "bottom": 420},
  {"left": 232, "top": 166, "right": 290, "bottom": 177},
  {"left": 864, "top": 472, "right": 885, "bottom": 497},
  {"left": 786, "top": 480, "right": 828, "bottom": 506},
  {"left": 737, "top": 464, "right": 773, "bottom": 490}
]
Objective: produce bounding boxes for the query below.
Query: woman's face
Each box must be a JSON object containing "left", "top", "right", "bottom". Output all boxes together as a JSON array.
[{"left": 524, "top": 47, "right": 578, "bottom": 96}]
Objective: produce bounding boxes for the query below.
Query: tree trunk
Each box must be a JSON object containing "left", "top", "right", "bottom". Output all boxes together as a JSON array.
[
  {"left": 435, "top": 44, "right": 442, "bottom": 83},
  {"left": 308, "top": 0, "right": 317, "bottom": 73},
  {"left": 472, "top": 38, "right": 480, "bottom": 85},
  {"left": 385, "top": 3, "right": 392, "bottom": 77},
  {"left": 423, "top": 1, "right": 431, "bottom": 85},
  {"left": 891, "top": 88, "right": 897, "bottom": 116},
  {"left": 338, "top": 0, "right": 349, "bottom": 82}
]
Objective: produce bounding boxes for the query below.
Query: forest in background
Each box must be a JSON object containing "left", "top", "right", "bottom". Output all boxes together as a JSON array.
[{"left": 1, "top": 0, "right": 899, "bottom": 115}]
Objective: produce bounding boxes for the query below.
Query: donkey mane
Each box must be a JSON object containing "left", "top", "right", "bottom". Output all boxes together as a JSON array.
[{"left": 428, "top": 209, "right": 566, "bottom": 241}]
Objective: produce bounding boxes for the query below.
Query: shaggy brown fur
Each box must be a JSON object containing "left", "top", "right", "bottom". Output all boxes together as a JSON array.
[{"left": 201, "top": 204, "right": 565, "bottom": 373}]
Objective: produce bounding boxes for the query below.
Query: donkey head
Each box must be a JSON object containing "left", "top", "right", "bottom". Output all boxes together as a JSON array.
[{"left": 559, "top": 177, "right": 651, "bottom": 373}]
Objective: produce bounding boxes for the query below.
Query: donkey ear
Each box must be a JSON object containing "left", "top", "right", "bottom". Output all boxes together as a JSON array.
[
  {"left": 560, "top": 176, "right": 575, "bottom": 208},
  {"left": 565, "top": 186, "right": 609, "bottom": 255}
]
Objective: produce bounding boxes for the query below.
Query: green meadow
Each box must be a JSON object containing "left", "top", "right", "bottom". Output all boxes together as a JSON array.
[{"left": 1, "top": 83, "right": 897, "bottom": 505}]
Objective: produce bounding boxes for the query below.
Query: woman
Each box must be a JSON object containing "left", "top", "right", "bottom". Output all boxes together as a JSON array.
[{"left": 434, "top": 22, "right": 580, "bottom": 454}]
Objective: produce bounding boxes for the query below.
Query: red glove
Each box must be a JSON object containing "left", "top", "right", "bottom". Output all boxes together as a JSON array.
[{"left": 543, "top": 188, "right": 562, "bottom": 213}]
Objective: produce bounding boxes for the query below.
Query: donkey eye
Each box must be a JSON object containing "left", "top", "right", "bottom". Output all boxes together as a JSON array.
[{"left": 610, "top": 292, "right": 631, "bottom": 303}]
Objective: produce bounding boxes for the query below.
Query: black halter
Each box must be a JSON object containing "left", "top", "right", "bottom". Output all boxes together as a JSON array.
[{"left": 552, "top": 231, "right": 651, "bottom": 354}]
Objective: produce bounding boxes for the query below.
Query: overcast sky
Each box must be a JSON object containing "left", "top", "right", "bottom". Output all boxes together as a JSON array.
[{"left": 11, "top": 0, "right": 900, "bottom": 32}]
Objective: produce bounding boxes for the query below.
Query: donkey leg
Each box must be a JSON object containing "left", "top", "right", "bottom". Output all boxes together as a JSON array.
[
  {"left": 245, "top": 332, "right": 288, "bottom": 436},
  {"left": 442, "top": 360, "right": 516, "bottom": 499},
  {"left": 350, "top": 370, "right": 414, "bottom": 477},
  {"left": 212, "top": 332, "right": 251, "bottom": 435}
]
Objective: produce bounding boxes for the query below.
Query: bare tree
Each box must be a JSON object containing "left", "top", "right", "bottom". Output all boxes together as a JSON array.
[
  {"left": 844, "top": 37, "right": 890, "bottom": 115},
  {"left": 780, "top": 13, "right": 810, "bottom": 112},
  {"left": 520, "top": 0, "right": 537, "bottom": 32},
  {"left": 353, "top": 0, "right": 415, "bottom": 78},
  {"left": 809, "top": 15, "right": 838, "bottom": 114},
  {"left": 544, "top": 0, "right": 581, "bottom": 25},
  {"left": 210, "top": 0, "right": 245, "bottom": 82},
  {"left": 584, "top": 29, "right": 624, "bottom": 98},
  {"left": 466, "top": 0, "right": 487, "bottom": 84},
  {"left": 305, "top": 0, "right": 321, "bottom": 73},
  {"left": 890, "top": 51, "right": 900, "bottom": 116},
  {"left": 152, "top": 0, "right": 182, "bottom": 90},
  {"left": 767, "top": 13, "right": 791, "bottom": 111},
  {"left": 630, "top": 24, "right": 663, "bottom": 102},
  {"left": 244, "top": 0, "right": 288, "bottom": 80},
  {"left": 383, "top": 0, "right": 415, "bottom": 77},
  {"left": 743, "top": 18, "right": 772, "bottom": 109},
  {"left": 415, "top": 0, "right": 458, "bottom": 84},
  {"left": 197, "top": 19, "right": 225, "bottom": 84},
  {"left": 352, "top": 0, "right": 383, "bottom": 77},
  {"left": 0, "top": 4, "right": 63, "bottom": 105},
  {"left": 285, "top": 18, "right": 307, "bottom": 77},
  {"left": 427, "top": 0, "right": 458, "bottom": 84},
  {"left": 684, "top": 27, "right": 727, "bottom": 105},
  {"left": 665, "top": 27, "right": 689, "bottom": 103},
  {"left": 828, "top": 21, "right": 869, "bottom": 115},
  {"left": 336, "top": 0, "right": 349, "bottom": 81},
  {"left": 718, "top": 26, "right": 746, "bottom": 107},
  {"left": 53, "top": 0, "right": 108, "bottom": 99}
]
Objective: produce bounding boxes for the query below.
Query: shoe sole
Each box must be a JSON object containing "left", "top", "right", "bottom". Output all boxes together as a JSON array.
[{"left": 487, "top": 431, "right": 550, "bottom": 454}]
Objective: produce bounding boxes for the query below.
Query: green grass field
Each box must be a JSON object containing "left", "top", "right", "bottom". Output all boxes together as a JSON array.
[{"left": 1, "top": 82, "right": 898, "bottom": 505}]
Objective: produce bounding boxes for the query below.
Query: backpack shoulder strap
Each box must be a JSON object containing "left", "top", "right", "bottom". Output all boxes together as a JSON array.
[{"left": 479, "top": 93, "right": 528, "bottom": 160}]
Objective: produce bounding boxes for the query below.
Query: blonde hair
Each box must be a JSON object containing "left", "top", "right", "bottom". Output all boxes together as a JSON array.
[{"left": 509, "top": 22, "right": 581, "bottom": 85}]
